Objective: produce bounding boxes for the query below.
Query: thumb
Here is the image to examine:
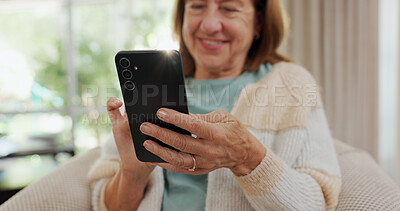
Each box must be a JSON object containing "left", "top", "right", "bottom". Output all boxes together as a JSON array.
[{"left": 107, "top": 97, "right": 123, "bottom": 125}]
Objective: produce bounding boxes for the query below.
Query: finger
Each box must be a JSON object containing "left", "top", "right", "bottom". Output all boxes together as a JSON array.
[
  {"left": 143, "top": 140, "right": 197, "bottom": 169},
  {"left": 192, "top": 109, "right": 232, "bottom": 123},
  {"left": 140, "top": 122, "right": 206, "bottom": 155},
  {"left": 156, "top": 108, "right": 216, "bottom": 140},
  {"left": 156, "top": 162, "right": 209, "bottom": 175},
  {"left": 144, "top": 140, "right": 216, "bottom": 169},
  {"left": 107, "top": 97, "right": 123, "bottom": 125}
]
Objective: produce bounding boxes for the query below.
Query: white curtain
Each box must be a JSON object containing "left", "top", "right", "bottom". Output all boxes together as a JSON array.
[{"left": 280, "top": 0, "right": 379, "bottom": 159}]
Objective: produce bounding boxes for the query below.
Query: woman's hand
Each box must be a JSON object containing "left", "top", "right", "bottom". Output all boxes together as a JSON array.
[
  {"left": 104, "top": 97, "right": 155, "bottom": 210},
  {"left": 107, "top": 97, "right": 155, "bottom": 176},
  {"left": 140, "top": 108, "right": 266, "bottom": 176}
]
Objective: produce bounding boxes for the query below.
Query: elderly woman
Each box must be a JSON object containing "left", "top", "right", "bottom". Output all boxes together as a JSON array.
[{"left": 88, "top": 0, "right": 342, "bottom": 210}]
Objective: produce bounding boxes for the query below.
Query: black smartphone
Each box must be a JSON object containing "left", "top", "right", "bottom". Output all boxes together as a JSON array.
[{"left": 115, "top": 50, "right": 190, "bottom": 163}]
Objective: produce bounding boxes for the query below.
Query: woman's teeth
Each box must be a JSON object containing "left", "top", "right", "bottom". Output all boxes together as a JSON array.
[{"left": 202, "top": 39, "right": 222, "bottom": 46}]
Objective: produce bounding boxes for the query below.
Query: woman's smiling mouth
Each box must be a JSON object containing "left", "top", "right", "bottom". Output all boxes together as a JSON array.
[{"left": 200, "top": 38, "right": 226, "bottom": 50}]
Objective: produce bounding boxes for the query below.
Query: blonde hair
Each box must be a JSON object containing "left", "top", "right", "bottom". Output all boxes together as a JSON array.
[{"left": 172, "top": 0, "right": 291, "bottom": 76}]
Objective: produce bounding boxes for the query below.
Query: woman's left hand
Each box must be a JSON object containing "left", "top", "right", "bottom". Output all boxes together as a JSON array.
[{"left": 139, "top": 108, "right": 266, "bottom": 176}]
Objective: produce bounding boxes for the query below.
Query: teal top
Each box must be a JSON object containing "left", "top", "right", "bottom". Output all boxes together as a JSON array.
[{"left": 161, "top": 63, "right": 272, "bottom": 211}]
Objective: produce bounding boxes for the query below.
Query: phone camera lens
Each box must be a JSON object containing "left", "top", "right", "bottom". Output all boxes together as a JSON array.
[
  {"left": 122, "top": 69, "right": 132, "bottom": 79},
  {"left": 124, "top": 81, "right": 135, "bottom": 90},
  {"left": 120, "top": 58, "right": 130, "bottom": 68}
]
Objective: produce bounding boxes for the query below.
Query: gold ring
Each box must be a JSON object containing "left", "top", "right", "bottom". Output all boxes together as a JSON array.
[{"left": 188, "top": 155, "right": 196, "bottom": 172}]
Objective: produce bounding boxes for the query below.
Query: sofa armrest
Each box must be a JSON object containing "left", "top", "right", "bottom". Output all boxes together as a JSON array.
[
  {"left": 2, "top": 141, "right": 399, "bottom": 211},
  {"left": 334, "top": 140, "right": 400, "bottom": 210},
  {"left": 0, "top": 148, "right": 101, "bottom": 211}
]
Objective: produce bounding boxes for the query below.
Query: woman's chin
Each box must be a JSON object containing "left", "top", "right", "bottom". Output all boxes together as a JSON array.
[
  {"left": 198, "top": 62, "right": 224, "bottom": 71},
  {"left": 196, "top": 57, "right": 227, "bottom": 70}
]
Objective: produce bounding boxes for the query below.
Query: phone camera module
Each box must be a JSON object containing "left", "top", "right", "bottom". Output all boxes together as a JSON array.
[
  {"left": 124, "top": 81, "right": 135, "bottom": 90},
  {"left": 122, "top": 69, "right": 133, "bottom": 79},
  {"left": 119, "top": 58, "right": 130, "bottom": 68}
]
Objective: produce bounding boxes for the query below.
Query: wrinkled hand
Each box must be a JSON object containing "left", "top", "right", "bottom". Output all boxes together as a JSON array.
[
  {"left": 107, "top": 97, "right": 155, "bottom": 178},
  {"left": 140, "top": 109, "right": 266, "bottom": 176}
]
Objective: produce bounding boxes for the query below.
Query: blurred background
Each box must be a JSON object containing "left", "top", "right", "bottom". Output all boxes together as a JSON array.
[{"left": 0, "top": 0, "right": 398, "bottom": 204}]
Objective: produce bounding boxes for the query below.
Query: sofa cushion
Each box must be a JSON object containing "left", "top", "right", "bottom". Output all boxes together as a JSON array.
[
  {"left": 1, "top": 141, "right": 400, "bottom": 211},
  {"left": 335, "top": 140, "right": 400, "bottom": 210},
  {"left": 0, "top": 148, "right": 100, "bottom": 211}
]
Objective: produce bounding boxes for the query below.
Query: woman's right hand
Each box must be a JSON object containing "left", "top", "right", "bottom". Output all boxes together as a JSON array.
[
  {"left": 104, "top": 97, "right": 155, "bottom": 210},
  {"left": 107, "top": 96, "right": 155, "bottom": 176}
]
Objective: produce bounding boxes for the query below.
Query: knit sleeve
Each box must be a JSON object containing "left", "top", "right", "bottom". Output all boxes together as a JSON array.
[
  {"left": 87, "top": 135, "right": 121, "bottom": 211},
  {"left": 231, "top": 62, "right": 342, "bottom": 210},
  {"left": 235, "top": 108, "right": 341, "bottom": 211}
]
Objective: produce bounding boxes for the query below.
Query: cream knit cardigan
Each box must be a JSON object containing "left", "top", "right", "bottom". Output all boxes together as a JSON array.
[{"left": 88, "top": 62, "right": 342, "bottom": 211}]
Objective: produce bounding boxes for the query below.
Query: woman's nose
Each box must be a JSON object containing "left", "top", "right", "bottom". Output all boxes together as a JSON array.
[{"left": 199, "top": 10, "right": 222, "bottom": 34}]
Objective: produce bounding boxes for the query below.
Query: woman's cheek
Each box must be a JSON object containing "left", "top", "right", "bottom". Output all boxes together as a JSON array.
[
  {"left": 182, "top": 20, "right": 196, "bottom": 48},
  {"left": 183, "top": 15, "right": 199, "bottom": 34}
]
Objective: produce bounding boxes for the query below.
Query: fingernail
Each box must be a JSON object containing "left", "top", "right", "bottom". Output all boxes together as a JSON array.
[
  {"left": 113, "top": 98, "right": 121, "bottom": 106},
  {"left": 144, "top": 141, "right": 153, "bottom": 151},
  {"left": 157, "top": 109, "right": 168, "bottom": 119},
  {"left": 140, "top": 124, "right": 151, "bottom": 133}
]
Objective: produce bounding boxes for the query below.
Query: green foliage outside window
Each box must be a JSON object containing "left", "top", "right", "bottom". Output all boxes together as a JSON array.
[{"left": 0, "top": 0, "right": 176, "bottom": 151}]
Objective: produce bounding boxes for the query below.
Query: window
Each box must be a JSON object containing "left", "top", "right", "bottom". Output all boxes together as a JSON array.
[
  {"left": 0, "top": 0, "right": 177, "bottom": 190},
  {"left": 0, "top": 0, "right": 177, "bottom": 153},
  {"left": 378, "top": 0, "right": 400, "bottom": 183}
]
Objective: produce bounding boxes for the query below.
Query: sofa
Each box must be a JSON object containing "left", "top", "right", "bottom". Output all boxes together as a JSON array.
[{"left": 0, "top": 140, "right": 399, "bottom": 211}]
